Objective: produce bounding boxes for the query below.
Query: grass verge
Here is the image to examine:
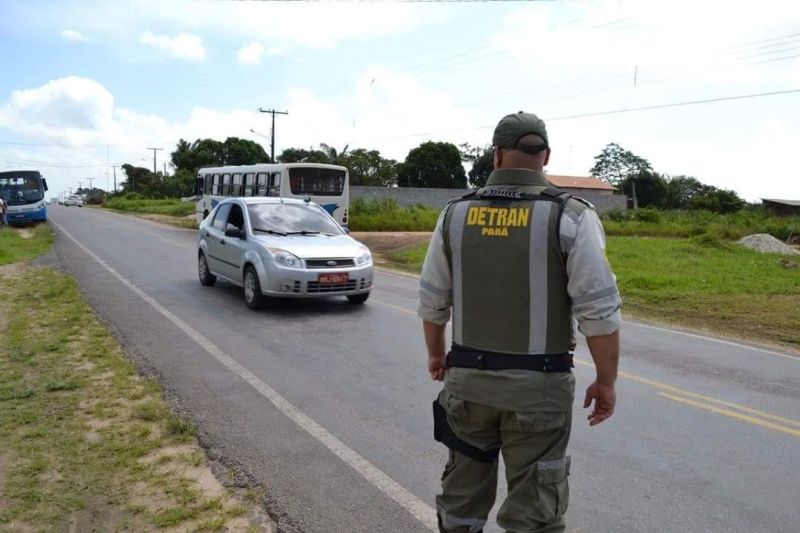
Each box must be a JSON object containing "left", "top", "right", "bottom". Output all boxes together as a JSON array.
[
  {"left": 0, "top": 224, "right": 54, "bottom": 265},
  {"left": 380, "top": 235, "right": 800, "bottom": 350},
  {"left": 0, "top": 266, "right": 264, "bottom": 531},
  {"left": 104, "top": 196, "right": 196, "bottom": 217}
]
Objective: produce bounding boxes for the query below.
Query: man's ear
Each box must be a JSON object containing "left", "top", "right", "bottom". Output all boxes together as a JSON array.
[
  {"left": 493, "top": 147, "right": 502, "bottom": 169},
  {"left": 543, "top": 147, "right": 551, "bottom": 167}
]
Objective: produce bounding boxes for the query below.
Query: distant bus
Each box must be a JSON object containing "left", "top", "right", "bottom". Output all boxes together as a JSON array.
[
  {"left": 0, "top": 170, "right": 49, "bottom": 224},
  {"left": 195, "top": 163, "right": 349, "bottom": 227}
]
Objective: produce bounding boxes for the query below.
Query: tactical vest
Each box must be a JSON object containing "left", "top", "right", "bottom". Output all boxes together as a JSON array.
[{"left": 442, "top": 186, "right": 573, "bottom": 355}]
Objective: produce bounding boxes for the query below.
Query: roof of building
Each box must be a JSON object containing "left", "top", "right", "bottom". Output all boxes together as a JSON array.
[
  {"left": 762, "top": 198, "right": 800, "bottom": 207},
  {"left": 547, "top": 175, "right": 617, "bottom": 191}
]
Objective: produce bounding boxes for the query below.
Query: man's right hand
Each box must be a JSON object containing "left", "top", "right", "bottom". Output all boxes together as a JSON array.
[{"left": 583, "top": 381, "right": 616, "bottom": 426}]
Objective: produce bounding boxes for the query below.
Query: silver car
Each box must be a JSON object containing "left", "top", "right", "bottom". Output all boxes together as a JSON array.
[{"left": 197, "top": 197, "right": 373, "bottom": 309}]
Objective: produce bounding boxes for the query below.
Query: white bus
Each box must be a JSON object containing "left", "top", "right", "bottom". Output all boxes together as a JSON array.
[{"left": 195, "top": 163, "right": 349, "bottom": 227}]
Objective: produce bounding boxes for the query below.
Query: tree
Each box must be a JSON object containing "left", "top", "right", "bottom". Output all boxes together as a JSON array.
[
  {"left": 171, "top": 137, "right": 269, "bottom": 173},
  {"left": 121, "top": 164, "right": 158, "bottom": 195},
  {"left": 590, "top": 143, "right": 653, "bottom": 186},
  {"left": 468, "top": 147, "right": 493, "bottom": 188},
  {"left": 319, "top": 143, "right": 349, "bottom": 165},
  {"left": 664, "top": 175, "right": 712, "bottom": 209},
  {"left": 339, "top": 149, "right": 397, "bottom": 187},
  {"left": 619, "top": 171, "right": 668, "bottom": 209},
  {"left": 396, "top": 141, "right": 467, "bottom": 189},
  {"left": 690, "top": 188, "right": 745, "bottom": 213},
  {"left": 278, "top": 147, "right": 330, "bottom": 163}
]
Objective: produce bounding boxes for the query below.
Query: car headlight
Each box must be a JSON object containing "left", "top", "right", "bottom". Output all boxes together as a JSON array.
[
  {"left": 355, "top": 246, "right": 372, "bottom": 266},
  {"left": 267, "top": 248, "right": 303, "bottom": 268}
]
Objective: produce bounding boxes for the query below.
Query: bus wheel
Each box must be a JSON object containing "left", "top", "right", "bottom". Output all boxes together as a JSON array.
[{"left": 198, "top": 252, "right": 216, "bottom": 286}]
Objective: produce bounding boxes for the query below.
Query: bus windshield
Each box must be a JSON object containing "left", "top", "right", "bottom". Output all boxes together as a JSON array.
[
  {"left": 0, "top": 171, "right": 44, "bottom": 205},
  {"left": 288, "top": 167, "right": 345, "bottom": 196}
]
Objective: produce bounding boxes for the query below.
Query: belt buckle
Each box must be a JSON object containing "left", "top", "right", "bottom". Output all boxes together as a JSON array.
[{"left": 476, "top": 354, "right": 486, "bottom": 370}]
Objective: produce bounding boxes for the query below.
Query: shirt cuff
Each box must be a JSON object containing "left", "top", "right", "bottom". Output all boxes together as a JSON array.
[
  {"left": 417, "top": 305, "right": 451, "bottom": 325},
  {"left": 577, "top": 309, "right": 621, "bottom": 337}
]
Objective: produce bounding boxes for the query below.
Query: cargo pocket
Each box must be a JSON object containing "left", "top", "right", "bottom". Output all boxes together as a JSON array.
[
  {"left": 536, "top": 456, "right": 570, "bottom": 521},
  {"left": 440, "top": 389, "right": 469, "bottom": 421},
  {"left": 513, "top": 411, "right": 567, "bottom": 433}
]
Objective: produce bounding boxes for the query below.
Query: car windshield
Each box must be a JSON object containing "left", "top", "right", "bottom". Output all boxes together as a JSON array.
[
  {"left": 247, "top": 203, "right": 344, "bottom": 236},
  {"left": 0, "top": 172, "right": 44, "bottom": 205}
]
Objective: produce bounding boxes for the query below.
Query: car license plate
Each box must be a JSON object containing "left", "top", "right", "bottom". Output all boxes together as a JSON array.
[{"left": 318, "top": 273, "right": 349, "bottom": 284}]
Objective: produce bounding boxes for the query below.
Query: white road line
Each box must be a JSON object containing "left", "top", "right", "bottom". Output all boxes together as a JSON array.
[
  {"left": 51, "top": 221, "right": 438, "bottom": 531},
  {"left": 374, "top": 269, "right": 799, "bottom": 361}
]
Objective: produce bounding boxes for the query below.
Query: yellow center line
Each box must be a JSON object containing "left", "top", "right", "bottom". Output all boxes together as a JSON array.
[
  {"left": 658, "top": 392, "right": 800, "bottom": 439},
  {"left": 372, "top": 298, "right": 417, "bottom": 316},
  {"left": 575, "top": 358, "right": 800, "bottom": 428},
  {"left": 372, "top": 299, "right": 800, "bottom": 434}
]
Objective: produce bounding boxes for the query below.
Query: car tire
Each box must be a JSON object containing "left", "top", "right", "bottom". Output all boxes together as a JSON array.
[
  {"left": 347, "top": 292, "right": 370, "bottom": 305},
  {"left": 243, "top": 265, "right": 267, "bottom": 310},
  {"left": 198, "top": 252, "right": 216, "bottom": 286}
]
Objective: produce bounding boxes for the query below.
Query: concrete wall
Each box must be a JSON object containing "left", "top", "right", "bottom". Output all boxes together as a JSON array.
[{"left": 351, "top": 186, "right": 627, "bottom": 215}]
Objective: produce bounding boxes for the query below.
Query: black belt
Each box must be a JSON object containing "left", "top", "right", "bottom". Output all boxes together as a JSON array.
[{"left": 447, "top": 345, "right": 573, "bottom": 373}]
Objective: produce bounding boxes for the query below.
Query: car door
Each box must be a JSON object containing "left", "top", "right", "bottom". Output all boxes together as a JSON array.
[
  {"left": 215, "top": 202, "right": 248, "bottom": 282},
  {"left": 205, "top": 203, "right": 231, "bottom": 276}
]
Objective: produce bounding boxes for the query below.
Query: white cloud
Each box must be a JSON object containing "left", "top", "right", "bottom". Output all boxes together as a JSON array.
[
  {"left": 60, "top": 29, "right": 88, "bottom": 42},
  {"left": 237, "top": 42, "right": 264, "bottom": 65},
  {"left": 238, "top": 42, "right": 291, "bottom": 64},
  {"left": 139, "top": 31, "right": 206, "bottom": 60},
  {"left": 38, "top": 0, "right": 442, "bottom": 53}
]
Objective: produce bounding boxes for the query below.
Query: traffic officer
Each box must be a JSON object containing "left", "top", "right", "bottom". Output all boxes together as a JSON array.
[{"left": 418, "top": 111, "right": 621, "bottom": 533}]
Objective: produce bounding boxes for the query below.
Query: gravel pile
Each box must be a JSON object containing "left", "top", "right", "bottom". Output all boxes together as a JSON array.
[{"left": 737, "top": 233, "right": 799, "bottom": 255}]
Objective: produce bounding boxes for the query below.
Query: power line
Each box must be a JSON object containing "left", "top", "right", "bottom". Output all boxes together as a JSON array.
[{"left": 369, "top": 87, "right": 800, "bottom": 140}]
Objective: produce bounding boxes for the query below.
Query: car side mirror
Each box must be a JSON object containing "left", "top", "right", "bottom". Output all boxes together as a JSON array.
[{"left": 225, "top": 227, "right": 245, "bottom": 239}]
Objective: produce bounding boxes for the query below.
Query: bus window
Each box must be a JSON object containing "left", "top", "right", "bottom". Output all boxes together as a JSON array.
[
  {"left": 269, "top": 172, "right": 281, "bottom": 196},
  {"left": 211, "top": 174, "right": 220, "bottom": 195},
  {"left": 244, "top": 173, "right": 255, "bottom": 197},
  {"left": 232, "top": 173, "right": 243, "bottom": 196},
  {"left": 256, "top": 173, "right": 269, "bottom": 196},
  {"left": 221, "top": 174, "right": 231, "bottom": 196},
  {"left": 288, "top": 167, "right": 345, "bottom": 196}
]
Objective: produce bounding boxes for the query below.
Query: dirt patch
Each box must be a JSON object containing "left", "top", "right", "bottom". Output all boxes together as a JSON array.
[
  {"left": 17, "top": 228, "right": 34, "bottom": 240},
  {"left": 0, "top": 262, "right": 27, "bottom": 278},
  {"left": 350, "top": 231, "right": 432, "bottom": 262}
]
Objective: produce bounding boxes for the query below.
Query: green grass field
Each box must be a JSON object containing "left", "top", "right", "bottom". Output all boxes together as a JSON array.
[
  {"left": 0, "top": 224, "right": 54, "bottom": 265},
  {"left": 103, "top": 196, "right": 196, "bottom": 217},
  {"left": 384, "top": 236, "right": 800, "bottom": 350}
]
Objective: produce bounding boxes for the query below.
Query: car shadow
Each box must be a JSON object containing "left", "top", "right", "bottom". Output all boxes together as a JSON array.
[{"left": 200, "top": 279, "right": 371, "bottom": 319}]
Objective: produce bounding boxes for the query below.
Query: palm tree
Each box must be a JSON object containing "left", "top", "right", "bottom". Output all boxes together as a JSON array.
[{"left": 318, "top": 144, "right": 349, "bottom": 164}]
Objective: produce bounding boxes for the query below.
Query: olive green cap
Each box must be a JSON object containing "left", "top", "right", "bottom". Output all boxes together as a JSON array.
[{"left": 492, "top": 111, "right": 549, "bottom": 148}]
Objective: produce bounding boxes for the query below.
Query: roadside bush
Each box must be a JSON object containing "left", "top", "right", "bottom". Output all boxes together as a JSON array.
[{"left": 350, "top": 198, "right": 439, "bottom": 231}]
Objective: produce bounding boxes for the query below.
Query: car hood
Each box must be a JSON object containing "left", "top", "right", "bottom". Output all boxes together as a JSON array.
[{"left": 251, "top": 234, "right": 367, "bottom": 259}]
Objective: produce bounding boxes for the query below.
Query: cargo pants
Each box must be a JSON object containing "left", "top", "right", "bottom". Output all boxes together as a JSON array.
[{"left": 436, "top": 389, "right": 572, "bottom": 533}]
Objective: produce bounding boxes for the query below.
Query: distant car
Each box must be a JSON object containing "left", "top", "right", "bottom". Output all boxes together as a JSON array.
[
  {"left": 64, "top": 195, "right": 83, "bottom": 207},
  {"left": 197, "top": 197, "right": 373, "bottom": 309}
]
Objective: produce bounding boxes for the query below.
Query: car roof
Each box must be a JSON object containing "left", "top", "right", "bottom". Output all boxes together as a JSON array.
[{"left": 221, "top": 197, "right": 315, "bottom": 206}]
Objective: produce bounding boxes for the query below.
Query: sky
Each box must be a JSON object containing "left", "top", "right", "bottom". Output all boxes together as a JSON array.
[{"left": 1, "top": 0, "right": 799, "bottom": 202}]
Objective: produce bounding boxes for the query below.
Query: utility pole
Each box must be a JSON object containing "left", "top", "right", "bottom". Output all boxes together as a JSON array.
[
  {"left": 257, "top": 108, "right": 288, "bottom": 162},
  {"left": 86, "top": 177, "right": 95, "bottom": 190},
  {"left": 163, "top": 162, "right": 167, "bottom": 176},
  {"left": 113, "top": 166, "right": 117, "bottom": 192},
  {"left": 147, "top": 147, "right": 163, "bottom": 174}
]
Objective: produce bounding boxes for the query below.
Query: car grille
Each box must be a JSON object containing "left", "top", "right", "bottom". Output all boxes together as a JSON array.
[
  {"left": 307, "top": 280, "right": 358, "bottom": 293},
  {"left": 305, "top": 258, "right": 355, "bottom": 269}
]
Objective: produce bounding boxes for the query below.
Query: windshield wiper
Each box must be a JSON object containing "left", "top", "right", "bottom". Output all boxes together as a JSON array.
[
  {"left": 253, "top": 228, "right": 287, "bottom": 236},
  {"left": 285, "top": 231, "right": 320, "bottom": 236}
]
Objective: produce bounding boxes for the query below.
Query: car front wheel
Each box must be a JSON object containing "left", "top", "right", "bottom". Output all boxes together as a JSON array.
[
  {"left": 347, "top": 292, "right": 370, "bottom": 305},
  {"left": 243, "top": 266, "right": 267, "bottom": 310},
  {"left": 198, "top": 252, "right": 216, "bottom": 286}
]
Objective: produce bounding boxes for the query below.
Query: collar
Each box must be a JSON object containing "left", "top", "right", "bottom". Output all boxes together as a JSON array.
[{"left": 485, "top": 168, "right": 549, "bottom": 187}]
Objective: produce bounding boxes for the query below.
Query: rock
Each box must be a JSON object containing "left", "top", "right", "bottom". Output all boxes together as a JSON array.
[{"left": 737, "top": 234, "right": 799, "bottom": 255}]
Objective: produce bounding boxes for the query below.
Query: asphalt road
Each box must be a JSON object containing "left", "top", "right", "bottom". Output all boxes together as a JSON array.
[{"left": 47, "top": 205, "right": 800, "bottom": 533}]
